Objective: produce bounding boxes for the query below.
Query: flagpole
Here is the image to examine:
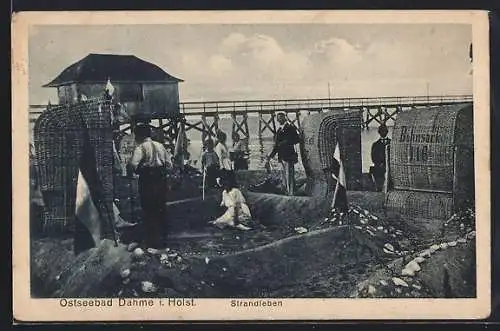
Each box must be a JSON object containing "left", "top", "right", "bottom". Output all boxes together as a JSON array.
[
  {"left": 331, "top": 179, "right": 340, "bottom": 210},
  {"left": 202, "top": 167, "right": 206, "bottom": 201},
  {"left": 383, "top": 143, "right": 390, "bottom": 194}
]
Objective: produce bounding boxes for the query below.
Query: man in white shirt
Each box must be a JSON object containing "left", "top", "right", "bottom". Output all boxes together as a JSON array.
[{"left": 127, "top": 122, "right": 172, "bottom": 248}]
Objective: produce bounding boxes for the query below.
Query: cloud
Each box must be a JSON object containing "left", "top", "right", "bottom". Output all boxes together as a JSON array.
[
  {"left": 208, "top": 54, "right": 233, "bottom": 75},
  {"left": 28, "top": 25, "right": 472, "bottom": 104},
  {"left": 311, "top": 37, "right": 363, "bottom": 66},
  {"left": 220, "top": 32, "right": 247, "bottom": 54}
]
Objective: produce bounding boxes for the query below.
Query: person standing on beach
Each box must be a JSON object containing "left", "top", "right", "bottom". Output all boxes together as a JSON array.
[
  {"left": 265, "top": 112, "right": 301, "bottom": 196},
  {"left": 215, "top": 130, "right": 232, "bottom": 171},
  {"left": 370, "top": 124, "right": 391, "bottom": 192},
  {"left": 201, "top": 138, "right": 220, "bottom": 188},
  {"left": 230, "top": 132, "right": 249, "bottom": 171},
  {"left": 127, "top": 123, "right": 172, "bottom": 249}
]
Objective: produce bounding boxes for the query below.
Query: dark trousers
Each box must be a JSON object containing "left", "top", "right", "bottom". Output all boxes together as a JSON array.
[
  {"left": 371, "top": 166, "right": 386, "bottom": 192},
  {"left": 138, "top": 167, "right": 168, "bottom": 247},
  {"left": 281, "top": 160, "right": 295, "bottom": 196},
  {"left": 233, "top": 158, "right": 248, "bottom": 170}
]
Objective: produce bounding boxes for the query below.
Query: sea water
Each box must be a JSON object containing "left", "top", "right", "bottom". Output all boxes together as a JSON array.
[{"left": 182, "top": 115, "right": 393, "bottom": 174}]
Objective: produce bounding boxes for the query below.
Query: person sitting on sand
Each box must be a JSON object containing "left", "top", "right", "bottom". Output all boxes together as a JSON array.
[{"left": 209, "top": 171, "right": 252, "bottom": 231}]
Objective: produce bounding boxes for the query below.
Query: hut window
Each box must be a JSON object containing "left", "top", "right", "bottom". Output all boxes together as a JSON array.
[{"left": 119, "top": 84, "right": 144, "bottom": 102}]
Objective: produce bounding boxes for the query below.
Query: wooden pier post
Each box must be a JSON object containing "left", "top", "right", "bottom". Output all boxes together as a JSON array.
[
  {"left": 231, "top": 112, "right": 250, "bottom": 140},
  {"left": 201, "top": 113, "right": 220, "bottom": 143}
]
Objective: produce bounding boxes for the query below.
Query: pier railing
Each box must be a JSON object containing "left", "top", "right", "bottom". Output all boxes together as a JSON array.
[
  {"left": 179, "top": 94, "right": 473, "bottom": 115},
  {"left": 29, "top": 94, "right": 473, "bottom": 145}
]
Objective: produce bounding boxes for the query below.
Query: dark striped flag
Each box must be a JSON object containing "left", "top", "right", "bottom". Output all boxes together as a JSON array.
[{"left": 331, "top": 141, "right": 348, "bottom": 212}]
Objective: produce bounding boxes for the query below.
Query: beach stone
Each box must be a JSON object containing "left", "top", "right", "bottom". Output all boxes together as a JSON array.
[
  {"left": 448, "top": 241, "right": 457, "bottom": 247},
  {"left": 384, "top": 243, "right": 394, "bottom": 251},
  {"left": 367, "top": 285, "right": 376, "bottom": 295},
  {"left": 440, "top": 243, "right": 449, "bottom": 249},
  {"left": 418, "top": 249, "right": 431, "bottom": 257},
  {"left": 457, "top": 238, "right": 467, "bottom": 244},
  {"left": 366, "top": 230, "right": 376, "bottom": 237},
  {"left": 401, "top": 268, "right": 415, "bottom": 277},
  {"left": 466, "top": 231, "right": 476, "bottom": 240},
  {"left": 413, "top": 256, "right": 425, "bottom": 263},
  {"left": 160, "top": 254, "right": 169, "bottom": 264},
  {"left": 133, "top": 248, "right": 145, "bottom": 258},
  {"left": 120, "top": 268, "right": 131, "bottom": 279},
  {"left": 412, "top": 284, "right": 422, "bottom": 290},
  {"left": 392, "top": 277, "right": 409, "bottom": 287},
  {"left": 141, "top": 281, "right": 157, "bottom": 293},
  {"left": 377, "top": 226, "right": 384, "bottom": 231},
  {"left": 404, "top": 260, "right": 421, "bottom": 273},
  {"left": 127, "top": 242, "right": 139, "bottom": 252},
  {"left": 430, "top": 244, "right": 440, "bottom": 252},
  {"left": 147, "top": 248, "right": 160, "bottom": 255},
  {"left": 379, "top": 280, "right": 388, "bottom": 286}
]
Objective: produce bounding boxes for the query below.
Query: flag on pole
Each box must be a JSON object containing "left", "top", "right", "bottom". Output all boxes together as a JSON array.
[
  {"left": 331, "top": 141, "right": 348, "bottom": 212},
  {"left": 105, "top": 77, "right": 115, "bottom": 96},
  {"left": 173, "top": 122, "right": 187, "bottom": 170}
]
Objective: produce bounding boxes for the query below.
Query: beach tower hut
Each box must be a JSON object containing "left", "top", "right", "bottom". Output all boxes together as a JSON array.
[
  {"left": 385, "top": 103, "right": 474, "bottom": 224},
  {"left": 44, "top": 53, "right": 184, "bottom": 120}
]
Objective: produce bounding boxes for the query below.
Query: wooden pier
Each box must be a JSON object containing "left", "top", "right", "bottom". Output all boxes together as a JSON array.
[{"left": 29, "top": 94, "right": 472, "bottom": 146}]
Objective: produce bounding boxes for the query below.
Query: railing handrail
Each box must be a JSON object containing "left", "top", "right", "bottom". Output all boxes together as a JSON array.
[{"left": 29, "top": 94, "right": 473, "bottom": 115}]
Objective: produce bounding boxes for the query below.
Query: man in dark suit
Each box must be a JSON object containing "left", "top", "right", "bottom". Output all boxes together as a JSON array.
[
  {"left": 266, "top": 112, "right": 301, "bottom": 196},
  {"left": 370, "top": 124, "right": 391, "bottom": 192}
]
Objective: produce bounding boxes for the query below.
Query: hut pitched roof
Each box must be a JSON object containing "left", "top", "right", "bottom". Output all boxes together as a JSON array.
[{"left": 43, "top": 53, "right": 183, "bottom": 87}]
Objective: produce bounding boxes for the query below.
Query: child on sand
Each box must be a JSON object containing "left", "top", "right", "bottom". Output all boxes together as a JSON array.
[{"left": 210, "top": 170, "right": 252, "bottom": 231}]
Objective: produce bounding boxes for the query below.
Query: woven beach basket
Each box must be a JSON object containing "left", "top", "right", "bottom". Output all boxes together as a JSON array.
[
  {"left": 386, "top": 103, "right": 474, "bottom": 220},
  {"left": 33, "top": 98, "right": 115, "bottom": 237},
  {"left": 299, "top": 108, "right": 363, "bottom": 197}
]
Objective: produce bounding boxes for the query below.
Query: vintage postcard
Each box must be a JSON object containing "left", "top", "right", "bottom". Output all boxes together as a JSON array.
[{"left": 12, "top": 10, "right": 491, "bottom": 321}]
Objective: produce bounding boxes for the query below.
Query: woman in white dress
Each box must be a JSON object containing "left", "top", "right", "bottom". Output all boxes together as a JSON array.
[
  {"left": 214, "top": 130, "right": 232, "bottom": 171},
  {"left": 210, "top": 171, "right": 251, "bottom": 231}
]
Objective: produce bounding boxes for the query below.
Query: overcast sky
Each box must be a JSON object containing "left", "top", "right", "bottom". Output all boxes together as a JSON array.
[{"left": 28, "top": 24, "right": 472, "bottom": 104}]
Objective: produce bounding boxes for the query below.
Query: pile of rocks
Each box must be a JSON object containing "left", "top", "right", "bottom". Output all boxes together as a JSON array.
[
  {"left": 318, "top": 205, "right": 416, "bottom": 256},
  {"left": 440, "top": 208, "right": 475, "bottom": 239},
  {"left": 354, "top": 228, "right": 476, "bottom": 298},
  {"left": 115, "top": 243, "right": 187, "bottom": 297}
]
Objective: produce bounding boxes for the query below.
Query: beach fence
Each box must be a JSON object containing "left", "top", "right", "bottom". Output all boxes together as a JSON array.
[{"left": 385, "top": 102, "right": 474, "bottom": 222}]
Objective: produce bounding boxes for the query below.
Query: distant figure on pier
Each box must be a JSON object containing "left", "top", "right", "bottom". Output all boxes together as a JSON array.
[
  {"left": 215, "top": 130, "right": 233, "bottom": 171},
  {"left": 230, "top": 132, "right": 249, "bottom": 170},
  {"left": 370, "top": 124, "right": 391, "bottom": 192},
  {"left": 201, "top": 138, "right": 220, "bottom": 189},
  {"left": 266, "top": 112, "right": 301, "bottom": 196}
]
